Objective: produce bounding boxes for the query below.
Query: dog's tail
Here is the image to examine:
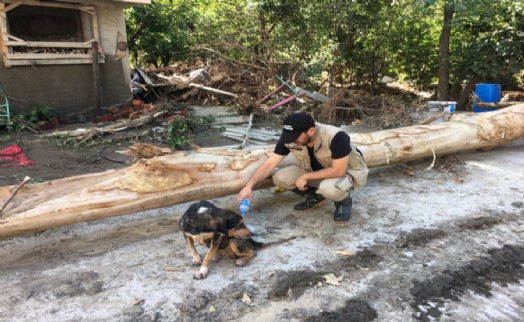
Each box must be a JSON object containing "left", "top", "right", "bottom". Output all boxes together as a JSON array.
[{"left": 252, "top": 236, "right": 297, "bottom": 249}]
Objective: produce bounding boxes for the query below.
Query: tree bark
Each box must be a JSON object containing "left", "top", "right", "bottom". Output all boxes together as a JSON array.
[
  {"left": 1, "top": 104, "right": 523, "bottom": 239},
  {"left": 437, "top": 5, "right": 454, "bottom": 101},
  {"left": 457, "top": 74, "right": 482, "bottom": 110}
]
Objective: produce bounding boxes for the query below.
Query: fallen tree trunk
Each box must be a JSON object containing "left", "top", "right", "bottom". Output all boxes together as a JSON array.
[{"left": 1, "top": 104, "right": 523, "bottom": 239}]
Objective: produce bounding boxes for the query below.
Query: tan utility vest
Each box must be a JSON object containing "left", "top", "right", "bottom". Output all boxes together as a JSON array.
[{"left": 284, "top": 122, "right": 368, "bottom": 191}]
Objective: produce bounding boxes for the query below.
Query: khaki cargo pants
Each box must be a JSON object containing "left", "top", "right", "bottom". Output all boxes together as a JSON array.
[{"left": 272, "top": 165, "right": 353, "bottom": 202}]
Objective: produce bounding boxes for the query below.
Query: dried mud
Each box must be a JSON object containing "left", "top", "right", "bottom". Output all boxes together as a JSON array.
[{"left": 410, "top": 244, "right": 524, "bottom": 321}]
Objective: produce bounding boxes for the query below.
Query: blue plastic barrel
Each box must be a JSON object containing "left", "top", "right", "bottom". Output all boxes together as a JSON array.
[{"left": 473, "top": 84, "right": 501, "bottom": 113}]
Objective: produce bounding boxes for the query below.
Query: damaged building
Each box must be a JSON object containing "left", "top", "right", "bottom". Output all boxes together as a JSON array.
[{"left": 0, "top": 0, "right": 150, "bottom": 119}]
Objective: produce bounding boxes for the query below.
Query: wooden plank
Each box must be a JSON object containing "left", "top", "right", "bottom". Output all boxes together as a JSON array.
[
  {"left": 79, "top": 7, "right": 96, "bottom": 16},
  {"left": 221, "top": 133, "right": 267, "bottom": 145},
  {"left": 6, "top": 58, "right": 94, "bottom": 66},
  {"left": 6, "top": 34, "right": 26, "bottom": 43},
  {"left": 221, "top": 131, "right": 244, "bottom": 138},
  {"left": 220, "top": 128, "right": 279, "bottom": 141},
  {"left": 9, "top": 53, "right": 92, "bottom": 60},
  {"left": 0, "top": 3, "right": 10, "bottom": 67},
  {"left": 6, "top": 41, "right": 92, "bottom": 48},
  {"left": 92, "top": 41, "right": 101, "bottom": 113},
  {"left": 211, "top": 116, "right": 249, "bottom": 125},
  {"left": 296, "top": 87, "right": 330, "bottom": 103},
  {"left": 5, "top": 0, "right": 87, "bottom": 11},
  {"left": 2, "top": 1, "right": 21, "bottom": 13},
  {"left": 189, "top": 83, "right": 238, "bottom": 98},
  {"left": 220, "top": 126, "right": 280, "bottom": 138},
  {"left": 223, "top": 131, "right": 274, "bottom": 142},
  {"left": 136, "top": 67, "right": 155, "bottom": 86},
  {"left": 91, "top": 7, "right": 99, "bottom": 43}
]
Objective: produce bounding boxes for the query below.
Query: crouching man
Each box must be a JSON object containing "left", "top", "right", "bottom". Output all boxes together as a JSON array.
[{"left": 237, "top": 112, "right": 368, "bottom": 221}]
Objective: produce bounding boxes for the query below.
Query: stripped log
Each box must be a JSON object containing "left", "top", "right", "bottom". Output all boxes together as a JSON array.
[{"left": 0, "top": 104, "right": 523, "bottom": 239}]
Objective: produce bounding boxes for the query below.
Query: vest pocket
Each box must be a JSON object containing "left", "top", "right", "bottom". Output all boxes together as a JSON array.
[{"left": 348, "top": 153, "right": 363, "bottom": 169}]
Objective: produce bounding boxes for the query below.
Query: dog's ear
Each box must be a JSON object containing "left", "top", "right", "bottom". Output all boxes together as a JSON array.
[{"left": 222, "top": 210, "right": 245, "bottom": 229}]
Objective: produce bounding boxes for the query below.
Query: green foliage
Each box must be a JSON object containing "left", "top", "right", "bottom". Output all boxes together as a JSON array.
[
  {"left": 167, "top": 117, "right": 191, "bottom": 150},
  {"left": 0, "top": 174, "right": 44, "bottom": 184},
  {"left": 186, "top": 113, "right": 215, "bottom": 132},
  {"left": 7, "top": 114, "right": 26, "bottom": 133},
  {"left": 385, "top": 1, "right": 441, "bottom": 86},
  {"left": 125, "top": 0, "right": 524, "bottom": 91},
  {"left": 450, "top": 0, "right": 524, "bottom": 85},
  {"left": 27, "top": 104, "right": 56, "bottom": 124},
  {"left": 125, "top": 0, "right": 199, "bottom": 67},
  {"left": 6, "top": 104, "right": 56, "bottom": 133},
  {"left": 166, "top": 114, "right": 214, "bottom": 150}
]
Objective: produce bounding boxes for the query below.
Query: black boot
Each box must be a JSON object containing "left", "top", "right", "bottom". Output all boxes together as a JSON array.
[
  {"left": 291, "top": 187, "right": 326, "bottom": 211},
  {"left": 334, "top": 195, "right": 352, "bottom": 221}
]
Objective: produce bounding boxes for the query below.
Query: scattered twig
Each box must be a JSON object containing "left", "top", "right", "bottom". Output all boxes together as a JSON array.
[
  {"left": 239, "top": 113, "right": 254, "bottom": 150},
  {"left": 21, "top": 121, "right": 39, "bottom": 134},
  {"left": 42, "top": 110, "right": 166, "bottom": 147},
  {"left": 189, "top": 83, "right": 238, "bottom": 98},
  {"left": 418, "top": 111, "right": 447, "bottom": 125},
  {"left": 426, "top": 147, "right": 436, "bottom": 170},
  {"left": 0, "top": 176, "right": 31, "bottom": 216},
  {"left": 335, "top": 106, "right": 381, "bottom": 113}
]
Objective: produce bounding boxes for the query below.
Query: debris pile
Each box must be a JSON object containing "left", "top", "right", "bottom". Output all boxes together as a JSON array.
[
  {"left": 127, "top": 61, "right": 423, "bottom": 131},
  {"left": 4, "top": 61, "right": 432, "bottom": 153}
]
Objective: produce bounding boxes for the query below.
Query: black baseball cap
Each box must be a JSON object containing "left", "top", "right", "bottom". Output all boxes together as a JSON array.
[{"left": 278, "top": 113, "right": 316, "bottom": 144}]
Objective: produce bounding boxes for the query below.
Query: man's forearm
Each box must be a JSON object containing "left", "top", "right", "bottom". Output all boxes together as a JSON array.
[
  {"left": 245, "top": 166, "right": 272, "bottom": 189},
  {"left": 245, "top": 154, "right": 285, "bottom": 189}
]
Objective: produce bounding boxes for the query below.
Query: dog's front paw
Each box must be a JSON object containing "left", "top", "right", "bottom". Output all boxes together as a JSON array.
[
  {"left": 191, "top": 257, "right": 202, "bottom": 266},
  {"left": 193, "top": 266, "right": 209, "bottom": 280}
]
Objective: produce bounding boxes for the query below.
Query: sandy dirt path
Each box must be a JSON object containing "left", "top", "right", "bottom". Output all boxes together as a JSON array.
[{"left": 0, "top": 138, "right": 523, "bottom": 322}]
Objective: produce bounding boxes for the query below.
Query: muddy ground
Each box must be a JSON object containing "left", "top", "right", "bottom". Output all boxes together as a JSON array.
[
  {"left": 0, "top": 124, "right": 236, "bottom": 187},
  {"left": 0, "top": 124, "right": 523, "bottom": 321}
]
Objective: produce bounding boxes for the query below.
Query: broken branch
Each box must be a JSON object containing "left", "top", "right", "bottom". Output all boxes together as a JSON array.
[
  {"left": 0, "top": 176, "right": 30, "bottom": 216},
  {"left": 239, "top": 114, "right": 254, "bottom": 150},
  {"left": 189, "top": 83, "right": 238, "bottom": 98},
  {"left": 418, "top": 112, "right": 447, "bottom": 125}
]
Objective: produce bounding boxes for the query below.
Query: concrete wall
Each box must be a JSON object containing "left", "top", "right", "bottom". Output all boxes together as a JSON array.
[{"left": 0, "top": 2, "right": 133, "bottom": 118}]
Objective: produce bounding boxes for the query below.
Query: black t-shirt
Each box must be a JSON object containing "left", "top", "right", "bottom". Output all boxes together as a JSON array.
[{"left": 274, "top": 131, "right": 351, "bottom": 170}]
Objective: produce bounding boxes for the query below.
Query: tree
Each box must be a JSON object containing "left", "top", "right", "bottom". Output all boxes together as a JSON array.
[
  {"left": 373, "top": 0, "right": 441, "bottom": 88},
  {"left": 2, "top": 105, "right": 524, "bottom": 239},
  {"left": 449, "top": 0, "right": 524, "bottom": 109},
  {"left": 122, "top": 0, "right": 524, "bottom": 99},
  {"left": 437, "top": 3, "right": 454, "bottom": 100},
  {"left": 125, "top": 0, "right": 198, "bottom": 68}
]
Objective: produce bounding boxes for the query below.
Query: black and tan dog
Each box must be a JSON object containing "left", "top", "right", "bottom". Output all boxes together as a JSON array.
[{"left": 179, "top": 200, "right": 254, "bottom": 279}]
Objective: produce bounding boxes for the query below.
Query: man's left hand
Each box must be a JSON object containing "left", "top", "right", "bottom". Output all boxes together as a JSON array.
[{"left": 296, "top": 175, "right": 308, "bottom": 191}]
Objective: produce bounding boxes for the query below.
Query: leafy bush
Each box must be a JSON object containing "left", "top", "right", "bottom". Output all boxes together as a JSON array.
[
  {"left": 3, "top": 104, "right": 56, "bottom": 133},
  {"left": 166, "top": 114, "right": 214, "bottom": 150},
  {"left": 166, "top": 117, "right": 192, "bottom": 150},
  {"left": 27, "top": 104, "right": 56, "bottom": 124}
]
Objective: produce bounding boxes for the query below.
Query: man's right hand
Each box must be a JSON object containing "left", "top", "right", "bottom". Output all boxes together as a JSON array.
[
  {"left": 236, "top": 152, "right": 285, "bottom": 205},
  {"left": 237, "top": 186, "right": 254, "bottom": 204}
]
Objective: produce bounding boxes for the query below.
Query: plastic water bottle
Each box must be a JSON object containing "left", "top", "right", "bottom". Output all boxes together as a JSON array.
[{"left": 239, "top": 199, "right": 250, "bottom": 216}]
